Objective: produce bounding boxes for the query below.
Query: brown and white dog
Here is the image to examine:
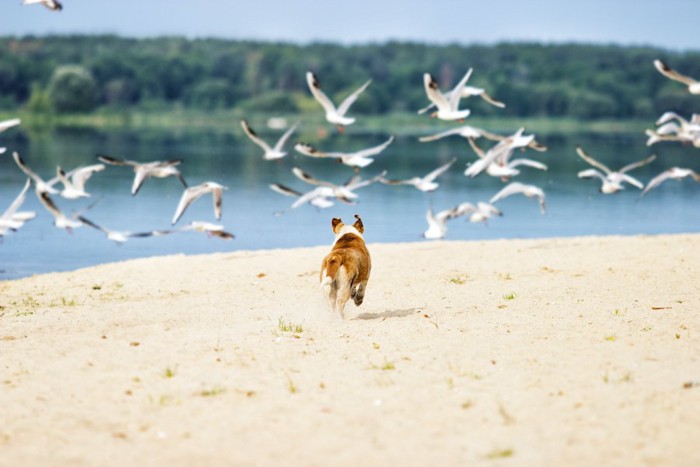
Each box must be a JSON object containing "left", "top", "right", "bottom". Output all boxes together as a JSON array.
[{"left": 320, "top": 215, "right": 371, "bottom": 318}]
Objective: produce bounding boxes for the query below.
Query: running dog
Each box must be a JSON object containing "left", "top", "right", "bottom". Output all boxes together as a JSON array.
[{"left": 320, "top": 215, "right": 371, "bottom": 318}]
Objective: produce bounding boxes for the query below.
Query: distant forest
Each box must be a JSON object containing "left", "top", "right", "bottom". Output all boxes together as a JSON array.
[{"left": 0, "top": 35, "right": 698, "bottom": 119}]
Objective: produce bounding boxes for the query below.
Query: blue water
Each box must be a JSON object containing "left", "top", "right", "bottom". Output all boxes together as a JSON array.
[{"left": 1, "top": 125, "right": 698, "bottom": 280}]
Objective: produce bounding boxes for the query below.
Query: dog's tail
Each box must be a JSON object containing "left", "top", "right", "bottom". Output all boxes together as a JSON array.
[{"left": 321, "top": 253, "right": 342, "bottom": 286}]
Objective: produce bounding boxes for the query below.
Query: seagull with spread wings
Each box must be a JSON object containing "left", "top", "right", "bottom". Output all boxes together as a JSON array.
[
  {"left": 490, "top": 182, "right": 546, "bottom": 214},
  {"left": 380, "top": 158, "right": 456, "bottom": 192},
  {"left": 576, "top": 146, "right": 655, "bottom": 194},
  {"left": 422, "top": 70, "right": 473, "bottom": 121},
  {"left": 240, "top": 119, "right": 298, "bottom": 160},
  {"left": 641, "top": 167, "right": 700, "bottom": 197},
  {"left": 294, "top": 136, "right": 394, "bottom": 170},
  {"left": 97, "top": 154, "right": 188, "bottom": 195},
  {"left": 306, "top": 71, "right": 371, "bottom": 132},
  {"left": 171, "top": 182, "right": 227, "bottom": 225}
]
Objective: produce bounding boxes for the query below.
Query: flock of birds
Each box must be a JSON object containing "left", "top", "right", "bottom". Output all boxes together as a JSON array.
[
  {"left": 2, "top": 58, "right": 700, "bottom": 243},
  {"left": 3, "top": 1, "right": 700, "bottom": 244}
]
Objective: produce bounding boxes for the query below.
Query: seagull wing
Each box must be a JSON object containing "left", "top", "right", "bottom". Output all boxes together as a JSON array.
[
  {"left": 619, "top": 154, "right": 656, "bottom": 174},
  {"left": 642, "top": 169, "right": 676, "bottom": 196},
  {"left": 617, "top": 173, "right": 644, "bottom": 189},
  {"left": 423, "top": 73, "right": 450, "bottom": 111},
  {"left": 654, "top": 59, "right": 698, "bottom": 86},
  {"left": 350, "top": 136, "right": 394, "bottom": 158},
  {"left": 447, "top": 68, "right": 473, "bottom": 110},
  {"left": 424, "top": 158, "right": 457, "bottom": 182},
  {"left": 212, "top": 187, "right": 223, "bottom": 220},
  {"left": 478, "top": 90, "right": 506, "bottom": 108},
  {"left": 172, "top": 185, "right": 205, "bottom": 224},
  {"left": 577, "top": 168, "right": 606, "bottom": 180},
  {"left": 76, "top": 215, "right": 109, "bottom": 235},
  {"left": 336, "top": 79, "right": 372, "bottom": 117},
  {"left": 0, "top": 118, "right": 21, "bottom": 132},
  {"left": 240, "top": 120, "right": 272, "bottom": 152},
  {"left": 96, "top": 154, "right": 138, "bottom": 167},
  {"left": 508, "top": 158, "right": 548, "bottom": 171},
  {"left": 576, "top": 146, "right": 612, "bottom": 174},
  {"left": 294, "top": 142, "right": 333, "bottom": 159},
  {"left": 269, "top": 183, "right": 302, "bottom": 198},
  {"left": 70, "top": 164, "right": 105, "bottom": 191},
  {"left": 490, "top": 182, "right": 527, "bottom": 204},
  {"left": 292, "top": 167, "right": 334, "bottom": 188},
  {"left": 306, "top": 71, "right": 337, "bottom": 115},
  {"left": 419, "top": 125, "right": 483, "bottom": 142},
  {"left": 272, "top": 122, "right": 298, "bottom": 152},
  {"left": 2, "top": 179, "right": 31, "bottom": 220}
]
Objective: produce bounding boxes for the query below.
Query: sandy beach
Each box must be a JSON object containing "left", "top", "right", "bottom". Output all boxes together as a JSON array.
[{"left": 1, "top": 233, "right": 699, "bottom": 466}]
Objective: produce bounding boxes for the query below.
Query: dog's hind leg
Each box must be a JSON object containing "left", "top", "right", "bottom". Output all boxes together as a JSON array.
[{"left": 351, "top": 280, "right": 368, "bottom": 306}]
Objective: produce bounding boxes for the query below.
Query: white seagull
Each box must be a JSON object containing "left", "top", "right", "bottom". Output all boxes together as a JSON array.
[
  {"left": 380, "top": 158, "right": 456, "bottom": 192},
  {"left": 467, "top": 137, "right": 547, "bottom": 181},
  {"left": 0, "top": 118, "right": 21, "bottom": 133},
  {"left": 490, "top": 182, "right": 546, "bottom": 214},
  {"left": 641, "top": 167, "right": 700, "bottom": 197},
  {"left": 22, "top": 0, "right": 62, "bottom": 10},
  {"left": 455, "top": 201, "right": 502, "bottom": 225},
  {"left": 171, "top": 221, "right": 235, "bottom": 240},
  {"left": 240, "top": 119, "right": 298, "bottom": 160},
  {"left": 418, "top": 69, "right": 504, "bottom": 114},
  {"left": 97, "top": 154, "right": 188, "bottom": 195},
  {"left": 269, "top": 183, "right": 335, "bottom": 210},
  {"left": 0, "top": 179, "right": 36, "bottom": 237},
  {"left": 306, "top": 71, "right": 371, "bottom": 132},
  {"left": 55, "top": 164, "right": 105, "bottom": 199},
  {"left": 423, "top": 70, "right": 472, "bottom": 121},
  {"left": 171, "top": 181, "right": 227, "bottom": 225},
  {"left": 576, "top": 146, "right": 655, "bottom": 194},
  {"left": 418, "top": 124, "right": 503, "bottom": 143},
  {"left": 35, "top": 190, "right": 82, "bottom": 232},
  {"left": 294, "top": 136, "right": 394, "bottom": 169},
  {"left": 464, "top": 128, "right": 536, "bottom": 178},
  {"left": 12, "top": 151, "right": 60, "bottom": 194},
  {"left": 654, "top": 59, "right": 700, "bottom": 95},
  {"left": 78, "top": 216, "right": 170, "bottom": 244},
  {"left": 423, "top": 206, "right": 460, "bottom": 240}
]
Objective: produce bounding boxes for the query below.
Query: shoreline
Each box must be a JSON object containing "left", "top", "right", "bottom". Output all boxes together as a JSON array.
[
  {"left": 1, "top": 233, "right": 699, "bottom": 465},
  {"left": 4, "top": 231, "right": 698, "bottom": 282}
]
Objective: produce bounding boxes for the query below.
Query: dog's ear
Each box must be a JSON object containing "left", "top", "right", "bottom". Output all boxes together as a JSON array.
[
  {"left": 353, "top": 214, "right": 364, "bottom": 233},
  {"left": 331, "top": 217, "right": 343, "bottom": 233}
]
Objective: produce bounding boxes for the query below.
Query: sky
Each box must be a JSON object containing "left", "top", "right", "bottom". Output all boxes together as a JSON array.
[{"left": 1, "top": 0, "right": 699, "bottom": 51}]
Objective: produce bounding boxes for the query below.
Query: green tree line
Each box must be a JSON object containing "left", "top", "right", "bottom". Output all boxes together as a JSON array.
[{"left": 0, "top": 35, "right": 698, "bottom": 119}]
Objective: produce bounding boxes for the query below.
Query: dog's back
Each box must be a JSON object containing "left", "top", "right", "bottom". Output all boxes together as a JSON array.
[{"left": 321, "top": 215, "right": 371, "bottom": 317}]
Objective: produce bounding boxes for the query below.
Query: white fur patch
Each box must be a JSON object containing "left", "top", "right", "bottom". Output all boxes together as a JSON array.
[{"left": 333, "top": 225, "right": 363, "bottom": 244}]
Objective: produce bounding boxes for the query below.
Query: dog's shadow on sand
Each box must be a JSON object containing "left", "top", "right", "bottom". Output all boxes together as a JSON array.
[{"left": 353, "top": 308, "right": 421, "bottom": 320}]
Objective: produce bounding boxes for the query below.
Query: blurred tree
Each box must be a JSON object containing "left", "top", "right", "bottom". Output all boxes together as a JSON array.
[{"left": 47, "top": 65, "right": 98, "bottom": 112}]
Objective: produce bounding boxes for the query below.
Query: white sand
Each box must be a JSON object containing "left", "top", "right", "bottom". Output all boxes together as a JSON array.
[{"left": 1, "top": 234, "right": 699, "bottom": 466}]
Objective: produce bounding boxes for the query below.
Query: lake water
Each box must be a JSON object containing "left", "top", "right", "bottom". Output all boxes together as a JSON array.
[{"left": 1, "top": 123, "right": 698, "bottom": 280}]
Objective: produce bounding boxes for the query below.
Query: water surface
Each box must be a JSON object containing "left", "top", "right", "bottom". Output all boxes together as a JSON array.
[{"left": 1, "top": 124, "right": 698, "bottom": 279}]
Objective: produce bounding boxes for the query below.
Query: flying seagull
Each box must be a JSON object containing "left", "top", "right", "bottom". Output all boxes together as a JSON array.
[
  {"left": 654, "top": 59, "right": 700, "bottom": 94},
  {"left": 78, "top": 216, "right": 170, "bottom": 244},
  {"left": 171, "top": 181, "right": 227, "bottom": 225},
  {"left": 97, "top": 154, "right": 188, "bottom": 195},
  {"left": 380, "top": 158, "right": 456, "bottom": 192},
  {"left": 422, "top": 70, "right": 472, "bottom": 121},
  {"left": 490, "top": 182, "right": 546, "bottom": 214},
  {"left": 294, "top": 136, "right": 394, "bottom": 170},
  {"left": 422, "top": 206, "right": 460, "bottom": 240},
  {"left": 22, "top": 0, "right": 62, "bottom": 11},
  {"left": 576, "top": 146, "right": 655, "bottom": 194},
  {"left": 306, "top": 71, "right": 371, "bottom": 132},
  {"left": 641, "top": 167, "right": 700, "bottom": 197},
  {"left": 55, "top": 164, "right": 105, "bottom": 199},
  {"left": 240, "top": 119, "right": 298, "bottom": 160}
]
